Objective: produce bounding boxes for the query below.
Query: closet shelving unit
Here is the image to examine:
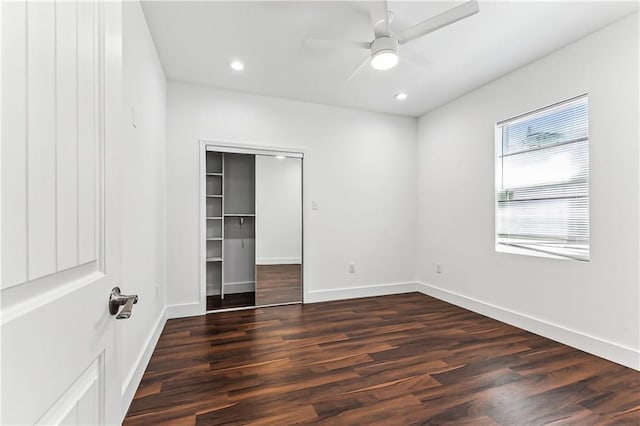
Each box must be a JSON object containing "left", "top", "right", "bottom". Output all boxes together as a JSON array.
[
  {"left": 205, "top": 152, "right": 224, "bottom": 298},
  {"left": 204, "top": 150, "right": 257, "bottom": 310}
]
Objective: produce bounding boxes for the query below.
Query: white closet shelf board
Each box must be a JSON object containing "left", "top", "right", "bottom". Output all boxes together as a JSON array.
[
  {"left": 207, "top": 237, "right": 223, "bottom": 241},
  {"left": 206, "top": 173, "right": 222, "bottom": 176},
  {"left": 206, "top": 257, "right": 223, "bottom": 262},
  {"left": 206, "top": 217, "right": 223, "bottom": 220},
  {"left": 224, "top": 213, "right": 255, "bottom": 217},
  {"left": 206, "top": 195, "right": 222, "bottom": 198}
]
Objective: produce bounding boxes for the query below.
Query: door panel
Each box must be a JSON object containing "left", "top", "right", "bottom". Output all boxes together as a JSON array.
[
  {"left": 0, "top": 0, "right": 28, "bottom": 286},
  {"left": 2, "top": 0, "right": 100, "bottom": 288},
  {"left": 55, "top": 0, "right": 80, "bottom": 271},
  {"left": 52, "top": 357, "right": 101, "bottom": 426},
  {"left": 3, "top": 279, "right": 109, "bottom": 425},
  {"left": 77, "top": 0, "right": 98, "bottom": 265},
  {"left": 1, "top": 1, "right": 123, "bottom": 424},
  {"left": 26, "top": 0, "right": 58, "bottom": 280}
]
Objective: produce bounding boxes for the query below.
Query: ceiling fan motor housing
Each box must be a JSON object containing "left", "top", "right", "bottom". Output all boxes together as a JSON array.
[
  {"left": 370, "top": 36, "right": 400, "bottom": 70},
  {"left": 371, "top": 36, "right": 399, "bottom": 55}
]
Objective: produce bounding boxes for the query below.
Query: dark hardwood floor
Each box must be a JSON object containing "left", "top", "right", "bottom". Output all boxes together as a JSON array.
[
  {"left": 124, "top": 293, "right": 640, "bottom": 425},
  {"left": 206, "top": 292, "right": 255, "bottom": 310},
  {"left": 255, "top": 264, "right": 302, "bottom": 306}
]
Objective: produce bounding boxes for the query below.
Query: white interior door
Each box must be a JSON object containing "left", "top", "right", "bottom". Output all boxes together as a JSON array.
[{"left": 1, "top": 1, "right": 125, "bottom": 424}]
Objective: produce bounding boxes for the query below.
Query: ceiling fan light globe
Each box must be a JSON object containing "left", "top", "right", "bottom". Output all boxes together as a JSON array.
[{"left": 371, "top": 50, "right": 398, "bottom": 71}]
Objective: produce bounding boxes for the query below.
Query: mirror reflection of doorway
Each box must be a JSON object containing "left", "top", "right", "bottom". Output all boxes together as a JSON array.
[{"left": 255, "top": 155, "right": 302, "bottom": 305}]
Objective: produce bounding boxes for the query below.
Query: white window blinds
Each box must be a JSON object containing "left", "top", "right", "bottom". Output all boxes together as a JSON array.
[{"left": 496, "top": 95, "right": 589, "bottom": 261}]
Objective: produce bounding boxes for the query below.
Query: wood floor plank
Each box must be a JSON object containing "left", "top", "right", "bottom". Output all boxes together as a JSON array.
[
  {"left": 255, "top": 264, "right": 302, "bottom": 306},
  {"left": 124, "top": 292, "right": 640, "bottom": 425}
]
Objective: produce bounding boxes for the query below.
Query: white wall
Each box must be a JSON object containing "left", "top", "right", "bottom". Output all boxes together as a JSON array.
[
  {"left": 167, "top": 82, "right": 417, "bottom": 312},
  {"left": 256, "top": 155, "right": 302, "bottom": 265},
  {"left": 120, "top": 1, "right": 167, "bottom": 415},
  {"left": 415, "top": 14, "right": 639, "bottom": 369}
]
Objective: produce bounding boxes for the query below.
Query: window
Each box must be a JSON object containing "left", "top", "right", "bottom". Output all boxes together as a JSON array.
[{"left": 495, "top": 95, "right": 589, "bottom": 261}]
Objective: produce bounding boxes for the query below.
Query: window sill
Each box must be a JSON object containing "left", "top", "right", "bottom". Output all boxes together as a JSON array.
[{"left": 496, "top": 243, "right": 589, "bottom": 262}]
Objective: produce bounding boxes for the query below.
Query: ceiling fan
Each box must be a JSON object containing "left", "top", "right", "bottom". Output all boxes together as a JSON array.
[{"left": 304, "top": 0, "right": 479, "bottom": 80}]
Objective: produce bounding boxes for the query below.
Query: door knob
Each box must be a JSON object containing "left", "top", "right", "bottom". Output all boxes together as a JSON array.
[{"left": 109, "top": 287, "right": 138, "bottom": 319}]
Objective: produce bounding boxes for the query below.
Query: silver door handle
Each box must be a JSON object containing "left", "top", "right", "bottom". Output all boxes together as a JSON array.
[{"left": 109, "top": 287, "right": 138, "bottom": 319}]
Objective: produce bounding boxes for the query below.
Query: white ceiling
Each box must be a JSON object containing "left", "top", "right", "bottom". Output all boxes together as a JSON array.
[{"left": 141, "top": 1, "right": 638, "bottom": 117}]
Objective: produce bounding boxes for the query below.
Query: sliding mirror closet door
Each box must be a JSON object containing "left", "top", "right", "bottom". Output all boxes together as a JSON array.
[{"left": 255, "top": 155, "right": 302, "bottom": 305}]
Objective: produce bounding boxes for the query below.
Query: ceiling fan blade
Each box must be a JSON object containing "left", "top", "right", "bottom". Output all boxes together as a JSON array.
[
  {"left": 369, "top": 0, "right": 391, "bottom": 37},
  {"left": 303, "top": 39, "right": 370, "bottom": 50},
  {"left": 401, "top": 49, "right": 430, "bottom": 69},
  {"left": 347, "top": 55, "right": 371, "bottom": 82},
  {"left": 396, "top": 0, "right": 479, "bottom": 45}
]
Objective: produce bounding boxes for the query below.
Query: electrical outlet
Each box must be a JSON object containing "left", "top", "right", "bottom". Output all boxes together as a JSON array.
[
  {"left": 348, "top": 263, "right": 356, "bottom": 273},
  {"left": 436, "top": 263, "right": 442, "bottom": 274},
  {"left": 312, "top": 200, "right": 319, "bottom": 210}
]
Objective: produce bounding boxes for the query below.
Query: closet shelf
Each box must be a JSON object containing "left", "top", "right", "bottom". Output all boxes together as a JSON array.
[
  {"left": 206, "top": 172, "right": 223, "bottom": 176},
  {"left": 207, "top": 237, "right": 223, "bottom": 241},
  {"left": 206, "top": 195, "right": 223, "bottom": 198},
  {"left": 206, "top": 257, "right": 223, "bottom": 262},
  {"left": 224, "top": 213, "right": 255, "bottom": 217},
  {"left": 206, "top": 216, "right": 223, "bottom": 220}
]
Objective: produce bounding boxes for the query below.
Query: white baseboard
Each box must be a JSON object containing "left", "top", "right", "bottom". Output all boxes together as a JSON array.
[
  {"left": 416, "top": 281, "right": 640, "bottom": 371},
  {"left": 256, "top": 257, "right": 302, "bottom": 265},
  {"left": 166, "top": 302, "right": 203, "bottom": 319},
  {"left": 120, "top": 306, "right": 167, "bottom": 421},
  {"left": 305, "top": 281, "right": 417, "bottom": 303}
]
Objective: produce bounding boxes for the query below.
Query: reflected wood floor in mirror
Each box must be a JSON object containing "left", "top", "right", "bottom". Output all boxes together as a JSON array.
[
  {"left": 256, "top": 264, "right": 302, "bottom": 305},
  {"left": 124, "top": 293, "right": 640, "bottom": 425}
]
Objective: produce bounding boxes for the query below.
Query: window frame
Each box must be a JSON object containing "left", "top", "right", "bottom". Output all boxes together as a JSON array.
[{"left": 494, "top": 94, "right": 590, "bottom": 262}]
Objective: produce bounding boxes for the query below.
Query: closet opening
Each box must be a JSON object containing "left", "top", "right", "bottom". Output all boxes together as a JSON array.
[{"left": 201, "top": 143, "right": 304, "bottom": 313}]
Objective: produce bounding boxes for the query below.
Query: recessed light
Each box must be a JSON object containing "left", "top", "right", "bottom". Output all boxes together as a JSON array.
[
  {"left": 394, "top": 92, "right": 408, "bottom": 100},
  {"left": 275, "top": 155, "right": 286, "bottom": 159},
  {"left": 230, "top": 60, "right": 244, "bottom": 71}
]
